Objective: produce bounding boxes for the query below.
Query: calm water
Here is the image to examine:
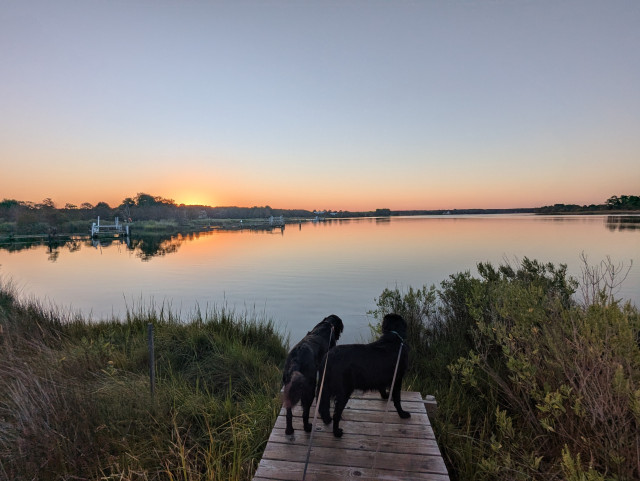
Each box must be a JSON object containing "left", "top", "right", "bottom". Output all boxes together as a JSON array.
[{"left": 1, "top": 214, "right": 638, "bottom": 344}]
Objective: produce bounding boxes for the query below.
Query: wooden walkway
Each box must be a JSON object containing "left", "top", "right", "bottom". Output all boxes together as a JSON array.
[{"left": 253, "top": 391, "right": 450, "bottom": 481}]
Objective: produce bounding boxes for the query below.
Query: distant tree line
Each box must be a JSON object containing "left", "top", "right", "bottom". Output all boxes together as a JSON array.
[
  {"left": 0, "top": 193, "right": 319, "bottom": 234},
  {"left": 536, "top": 194, "right": 640, "bottom": 214},
  {"left": 1, "top": 193, "right": 638, "bottom": 235}
]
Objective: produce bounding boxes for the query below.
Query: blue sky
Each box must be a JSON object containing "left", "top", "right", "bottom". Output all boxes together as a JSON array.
[{"left": 1, "top": 0, "right": 639, "bottom": 210}]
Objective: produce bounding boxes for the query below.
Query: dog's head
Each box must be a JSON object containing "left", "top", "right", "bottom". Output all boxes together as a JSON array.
[
  {"left": 323, "top": 314, "right": 344, "bottom": 342},
  {"left": 381, "top": 313, "right": 407, "bottom": 341}
]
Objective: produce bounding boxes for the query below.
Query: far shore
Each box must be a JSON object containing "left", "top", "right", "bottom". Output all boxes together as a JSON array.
[{"left": 1, "top": 209, "right": 639, "bottom": 244}]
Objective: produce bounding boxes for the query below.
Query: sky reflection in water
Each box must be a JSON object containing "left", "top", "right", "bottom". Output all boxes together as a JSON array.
[{"left": 1, "top": 215, "right": 638, "bottom": 344}]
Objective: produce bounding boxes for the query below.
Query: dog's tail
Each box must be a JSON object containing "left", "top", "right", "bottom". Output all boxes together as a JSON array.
[{"left": 282, "top": 371, "right": 308, "bottom": 409}]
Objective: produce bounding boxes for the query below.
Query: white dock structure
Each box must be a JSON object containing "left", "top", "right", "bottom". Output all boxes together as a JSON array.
[
  {"left": 91, "top": 216, "right": 130, "bottom": 238},
  {"left": 269, "top": 215, "right": 285, "bottom": 226}
]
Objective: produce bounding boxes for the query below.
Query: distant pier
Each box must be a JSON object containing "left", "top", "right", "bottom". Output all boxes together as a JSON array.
[{"left": 91, "top": 216, "right": 130, "bottom": 238}]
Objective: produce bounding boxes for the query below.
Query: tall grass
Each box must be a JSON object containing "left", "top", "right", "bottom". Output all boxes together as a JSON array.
[
  {"left": 0, "top": 281, "right": 287, "bottom": 481},
  {"left": 370, "top": 257, "right": 639, "bottom": 481}
]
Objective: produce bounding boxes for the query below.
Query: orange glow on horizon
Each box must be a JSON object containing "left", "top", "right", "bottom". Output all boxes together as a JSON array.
[
  {"left": 0, "top": 181, "right": 619, "bottom": 213},
  {"left": 176, "top": 197, "right": 216, "bottom": 207},
  {"left": 169, "top": 190, "right": 219, "bottom": 207}
]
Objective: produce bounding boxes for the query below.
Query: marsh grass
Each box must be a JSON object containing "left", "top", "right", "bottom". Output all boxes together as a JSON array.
[{"left": 0, "top": 280, "right": 287, "bottom": 481}]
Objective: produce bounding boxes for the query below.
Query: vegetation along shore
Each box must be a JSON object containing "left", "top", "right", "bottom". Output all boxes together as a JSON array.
[
  {"left": 1, "top": 256, "right": 638, "bottom": 480},
  {"left": 1, "top": 193, "right": 638, "bottom": 242}
]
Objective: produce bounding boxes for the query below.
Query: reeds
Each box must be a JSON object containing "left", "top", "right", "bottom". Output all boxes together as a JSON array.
[{"left": 0, "top": 279, "right": 287, "bottom": 481}]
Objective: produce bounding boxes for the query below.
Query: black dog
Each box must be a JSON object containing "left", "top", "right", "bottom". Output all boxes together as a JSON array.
[
  {"left": 318, "top": 313, "right": 410, "bottom": 437},
  {"left": 282, "top": 314, "right": 344, "bottom": 435}
]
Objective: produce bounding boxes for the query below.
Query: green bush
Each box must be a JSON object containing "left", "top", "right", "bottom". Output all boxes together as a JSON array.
[{"left": 371, "top": 258, "right": 639, "bottom": 481}]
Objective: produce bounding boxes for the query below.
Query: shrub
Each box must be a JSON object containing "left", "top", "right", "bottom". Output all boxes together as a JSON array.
[{"left": 371, "top": 257, "right": 639, "bottom": 481}]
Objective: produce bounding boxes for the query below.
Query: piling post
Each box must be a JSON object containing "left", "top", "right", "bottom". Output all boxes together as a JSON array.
[{"left": 148, "top": 323, "right": 155, "bottom": 398}]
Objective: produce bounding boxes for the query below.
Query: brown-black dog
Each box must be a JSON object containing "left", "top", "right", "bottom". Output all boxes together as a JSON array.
[
  {"left": 282, "top": 314, "right": 344, "bottom": 435},
  {"left": 318, "top": 313, "right": 410, "bottom": 437}
]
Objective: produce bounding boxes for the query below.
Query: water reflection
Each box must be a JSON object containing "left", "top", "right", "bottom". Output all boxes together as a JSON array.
[
  {"left": 128, "top": 235, "right": 184, "bottom": 261},
  {"left": 0, "top": 215, "right": 638, "bottom": 264},
  {"left": 0, "top": 225, "right": 291, "bottom": 262},
  {"left": 0, "top": 236, "right": 88, "bottom": 256},
  {"left": 1, "top": 214, "right": 638, "bottom": 344},
  {"left": 606, "top": 215, "right": 640, "bottom": 231},
  {"left": 47, "top": 246, "right": 60, "bottom": 262},
  {"left": 0, "top": 234, "right": 189, "bottom": 262}
]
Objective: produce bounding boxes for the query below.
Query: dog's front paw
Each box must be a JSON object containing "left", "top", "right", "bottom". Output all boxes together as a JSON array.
[
  {"left": 285, "top": 426, "right": 294, "bottom": 435},
  {"left": 379, "top": 389, "right": 389, "bottom": 400},
  {"left": 321, "top": 414, "right": 332, "bottom": 425},
  {"left": 333, "top": 427, "right": 343, "bottom": 438},
  {"left": 303, "top": 422, "right": 312, "bottom": 433},
  {"left": 399, "top": 410, "right": 411, "bottom": 419}
]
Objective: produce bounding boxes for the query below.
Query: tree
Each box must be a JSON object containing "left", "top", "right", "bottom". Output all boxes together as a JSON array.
[
  {"left": 0, "top": 199, "right": 21, "bottom": 222},
  {"left": 605, "top": 196, "right": 621, "bottom": 209},
  {"left": 37, "top": 198, "right": 57, "bottom": 225},
  {"left": 0, "top": 199, "right": 20, "bottom": 209},
  {"left": 93, "top": 202, "right": 113, "bottom": 220},
  {"left": 119, "top": 197, "right": 135, "bottom": 221},
  {"left": 135, "top": 193, "right": 158, "bottom": 207},
  {"left": 119, "top": 197, "right": 135, "bottom": 208},
  {"left": 37, "top": 198, "right": 56, "bottom": 209}
]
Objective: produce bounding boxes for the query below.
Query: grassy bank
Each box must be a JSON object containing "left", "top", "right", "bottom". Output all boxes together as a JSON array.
[
  {"left": 2, "top": 256, "right": 638, "bottom": 480},
  {"left": 370, "top": 258, "right": 639, "bottom": 481},
  {"left": 0, "top": 283, "right": 288, "bottom": 481}
]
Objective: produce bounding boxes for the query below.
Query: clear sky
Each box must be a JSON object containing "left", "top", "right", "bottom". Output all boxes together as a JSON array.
[{"left": 1, "top": 1, "right": 639, "bottom": 211}]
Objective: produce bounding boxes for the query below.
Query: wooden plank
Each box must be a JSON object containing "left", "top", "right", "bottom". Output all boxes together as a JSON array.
[
  {"left": 279, "top": 398, "right": 428, "bottom": 415},
  {"left": 338, "top": 398, "right": 428, "bottom": 413},
  {"left": 274, "top": 417, "right": 436, "bottom": 439},
  {"left": 352, "top": 390, "right": 424, "bottom": 402},
  {"left": 268, "top": 429, "right": 441, "bottom": 455},
  {"left": 279, "top": 390, "right": 430, "bottom": 417},
  {"left": 261, "top": 443, "right": 448, "bottom": 475},
  {"left": 276, "top": 408, "right": 431, "bottom": 427},
  {"left": 279, "top": 389, "right": 425, "bottom": 402},
  {"left": 254, "top": 459, "right": 451, "bottom": 481}
]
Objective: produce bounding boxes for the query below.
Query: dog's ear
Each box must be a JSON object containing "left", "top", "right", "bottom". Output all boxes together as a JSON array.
[
  {"left": 329, "top": 314, "right": 344, "bottom": 340},
  {"left": 381, "top": 314, "right": 391, "bottom": 332}
]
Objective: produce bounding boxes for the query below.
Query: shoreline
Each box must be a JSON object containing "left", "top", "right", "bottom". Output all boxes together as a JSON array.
[{"left": 1, "top": 211, "right": 639, "bottom": 244}]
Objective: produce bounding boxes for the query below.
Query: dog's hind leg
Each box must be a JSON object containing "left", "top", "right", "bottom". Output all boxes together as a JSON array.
[
  {"left": 301, "top": 390, "right": 314, "bottom": 432},
  {"left": 379, "top": 388, "right": 389, "bottom": 399},
  {"left": 285, "top": 407, "right": 295, "bottom": 435},
  {"left": 318, "top": 390, "right": 332, "bottom": 425},
  {"left": 392, "top": 383, "right": 411, "bottom": 419},
  {"left": 332, "top": 395, "right": 349, "bottom": 438}
]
